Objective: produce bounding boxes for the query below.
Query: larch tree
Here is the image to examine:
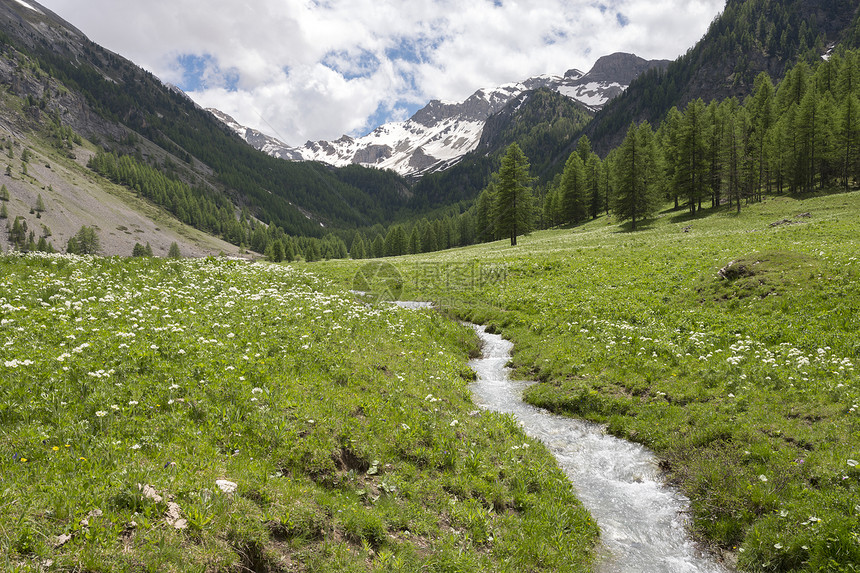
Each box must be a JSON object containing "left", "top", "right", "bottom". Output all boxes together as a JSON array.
[
  {"left": 560, "top": 151, "right": 587, "bottom": 225},
  {"left": 611, "top": 122, "right": 661, "bottom": 231},
  {"left": 494, "top": 143, "right": 534, "bottom": 246},
  {"left": 677, "top": 98, "right": 708, "bottom": 214},
  {"left": 839, "top": 93, "right": 860, "bottom": 191}
]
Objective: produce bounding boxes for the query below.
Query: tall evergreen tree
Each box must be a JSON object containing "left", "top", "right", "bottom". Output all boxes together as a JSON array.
[
  {"left": 748, "top": 72, "right": 776, "bottom": 198},
  {"left": 494, "top": 143, "right": 534, "bottom": 246},
  {"left": 611, "top": 122, "right": 661, "bottom": 231},
  {"left": 677, "top": 99, "right": 709, "bottom": 213},
  {"left": 408, "top": 226, "right": 420, "bottom": 254},
  {"left": 370, "top": 234, "right": 384, "bottom": 258},
  {"left": 839, "top": 93, "right": 860, "bottom": 191},
  {"left": 475, "top": 183, "right": 497, "bottom": 243},
  {"left": 560, "top": 152, "right": 587, "bottom": 225},
  {"left": 660, "top": 106, "right": 684, "bottom": 209},
  {"left": 418, "top": 223, "right": 435, "bottom": 253},
  {"left": 350, "top": 232, "right": 367, "bottom": 259}
]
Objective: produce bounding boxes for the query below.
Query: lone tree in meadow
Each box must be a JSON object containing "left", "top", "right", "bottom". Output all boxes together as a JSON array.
[
  {"left": 167, "top": 241, "right": 182, "bottom": 258},
  {"left": 495, "top": 143, "right": 534, "bottom": 246}
]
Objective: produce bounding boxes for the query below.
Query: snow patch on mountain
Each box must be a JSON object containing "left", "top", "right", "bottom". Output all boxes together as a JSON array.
[
  {"left": 210, "top": 53, "right": 668, "bottom": 178},
  {"left": 12, "top": 0, "right": 43, "bottom": 14}
]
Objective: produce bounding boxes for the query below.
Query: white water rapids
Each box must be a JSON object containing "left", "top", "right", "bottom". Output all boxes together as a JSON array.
[{"left": 467, "top": 323, "right": 731, "bottom": 573}]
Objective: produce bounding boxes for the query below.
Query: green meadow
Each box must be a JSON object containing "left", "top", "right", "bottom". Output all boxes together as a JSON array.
[
  {"left": 319, "top": 191, "right": 860, "bottom": 572},
  {"left": 0, "top": 256, "right": 596, "bottom": 571},
  {"left": 2, "top": 190, "right": 859, "bottom": 572}
]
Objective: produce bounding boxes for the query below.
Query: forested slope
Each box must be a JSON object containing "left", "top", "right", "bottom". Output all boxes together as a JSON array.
[{"left": 585, "top": 0, "right": 860, "bottom": 155}]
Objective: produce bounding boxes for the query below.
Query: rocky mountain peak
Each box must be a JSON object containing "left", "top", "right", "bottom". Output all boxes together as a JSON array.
[
  {"left": 211, "top": 52, "right": 669, "bottom": 178},
  {"left": 584, "top": 52, "right": 671, "bottom": 84}
]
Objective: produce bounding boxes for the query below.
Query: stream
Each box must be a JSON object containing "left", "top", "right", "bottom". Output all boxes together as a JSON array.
[{"left": 466, "top": 323, "right": 731, "bottom": 573}]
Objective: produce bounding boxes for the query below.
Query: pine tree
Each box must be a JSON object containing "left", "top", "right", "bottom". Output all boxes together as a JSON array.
[
  {"left": 749, "top": 72, "right": 776, "bottom": 198},
  {"left": 408, "top": 227, "right": 420, "bottom": 254},
  {"left": 677, "top": 99, "right": 708, "bottom": 213},
  {"left": 0, "top": 184, "right": 9, "bottom": 201},
  {"left": 560, "top": 152, "right": 587, "bottom": 225},
  {"left": 576, "top": 135, "right": 592, "bottom": 162},
  {"left": 797, "top": 86, "right": 824, "bottom": 191},
  {"left": 350, "top": 233, "right": 367, "bottom": 259},
  {"left": 35, "top": 194, "right": 45, "bottom": 213},
  {"left": 720, "top": 100, "right": 750, "bottom": 212},
  {"left": 283, "top": 239, "right": 295, "bottom": 262},
  {"left": 167, "top": 241, "right": 181, "bottom": 258},
  {"left": 475, "top": 184, "right": 497, "bottom": 243},
  {"left": 420, "top": 223, "right": 438, "bottom": 253},
  {"left": 660, "top": 106, "right": 684, "bottom": 209},
  {"left": 494, "top": 143, "right": 534, "bottom": 246},
  {"left": 305, "top": 240, "right": 320, "bottom": 262},
  {"left": 839, "top": 93, "right": 860, "bottom": 191},
  {"left": 586, "top": 154, "right": 603, "bottom": 220},
  {"left": 67, "top": 226, "right": 99, "bottom": 255},
  {"left": 611, "top": 122, "right": 661, "bottom": 231},
  {"left": 371, "top": 234, "right": 384, "bottom": 258},
  {"left": 0, "top": 202, "right": 6, "bottom": 219}
]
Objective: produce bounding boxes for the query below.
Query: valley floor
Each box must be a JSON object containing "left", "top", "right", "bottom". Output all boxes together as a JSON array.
[
  {"left": 3, "top": 190, "right": 859, "bottom": 572},
  {"left": 318, "top": 190, "right": 860, "bottom": 572}
]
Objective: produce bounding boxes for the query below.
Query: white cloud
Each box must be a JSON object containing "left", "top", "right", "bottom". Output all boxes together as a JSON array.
[{"left": 38, "top": 0, "right": 724, "bottom": 145}]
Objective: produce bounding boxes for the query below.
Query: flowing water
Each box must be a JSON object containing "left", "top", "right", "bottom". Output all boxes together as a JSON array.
[{"left": 467, "top": 323, "right": 731, "bottom": 573}]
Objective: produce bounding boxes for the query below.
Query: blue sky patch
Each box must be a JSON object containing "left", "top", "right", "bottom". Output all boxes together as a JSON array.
[
  {"left": 385, "top": 35, "right": 440, "bottom": 65},
  {"left": 616, "top": 12, "right": 630, "bottom": 27},
  {"left": 175, "top": 53, "right": 239, "bottom": 92},
  {"left": 322, "top": 49, "right": 380, "bottom": 81}
]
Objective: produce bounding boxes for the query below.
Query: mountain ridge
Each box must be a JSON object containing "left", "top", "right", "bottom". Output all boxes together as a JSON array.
[{"left": 209, "top": 53, "right": 669, "bottom": 178}]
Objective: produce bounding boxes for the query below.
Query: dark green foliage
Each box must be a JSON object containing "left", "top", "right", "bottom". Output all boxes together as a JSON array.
[
  {"left": 66, "top": 226, "right": 100, "bottom": 255},
  {"left": 167, "top": 242, "right": 181, "bottom": 258},
  {"left": 0, "top": 184, "right": 9, "bottom": 201},
  {"left": 560, "top": 152, "right": 587, "bottom": 225},
  {"left": 131, "top": 242, "right": 153, "bottom": 257},
  {"left": 349, "top": 232, "right": 367, "bottom": 260},
  {"left": 586, "top": 0, "right": 860, "bottom": 155},
  {"left": 7, "top": 216, "right": 26, "bottom": 248},
  {"left": 88, "top": 151, "right": 247, "bottom": 242},
  {"left": 610, "top": 122, "right": 661, "bottom": 230},
  {"left": 494, "top": 143, "right": 534, "bottom": 246}
]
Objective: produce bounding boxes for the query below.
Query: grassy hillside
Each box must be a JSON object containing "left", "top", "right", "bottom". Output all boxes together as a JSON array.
[
  {"left": 0, "top": 255, "right": 597, "bottom": 572},
  {"left": 316, "top": 190, "right": 860, "bottom": 572}
]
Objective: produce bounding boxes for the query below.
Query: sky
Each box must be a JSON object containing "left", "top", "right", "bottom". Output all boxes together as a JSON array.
[{"left": 37, "top": 0, "right": 725, "bottom": 146}]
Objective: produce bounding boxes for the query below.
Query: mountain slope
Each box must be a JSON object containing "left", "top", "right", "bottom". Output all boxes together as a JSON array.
[
  {"left": 585, "top": 0, "right": 860, "bottom": 154},
  {"left": 213, "top": 53, "right": 668, "bottom": 178},
  {"left": 409, "top": 88, "right": 594, "bottom": 209},
  {"left": 0, "top": 0, "right": 413, "bottom": 241}
]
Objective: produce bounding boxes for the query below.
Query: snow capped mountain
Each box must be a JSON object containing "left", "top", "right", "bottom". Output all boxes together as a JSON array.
[{"left": 210, "top": 53, "right": 668, "bottom": 178}]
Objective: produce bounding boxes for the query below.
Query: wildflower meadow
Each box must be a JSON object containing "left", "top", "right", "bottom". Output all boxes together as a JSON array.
[{"left": 0, "top": 254, "right": 597, "bottom": 572}]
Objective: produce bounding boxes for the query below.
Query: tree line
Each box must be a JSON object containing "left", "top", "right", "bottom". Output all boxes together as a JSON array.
[{"left": 364, "top": 47, "right": 860, "bottom": 250}]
